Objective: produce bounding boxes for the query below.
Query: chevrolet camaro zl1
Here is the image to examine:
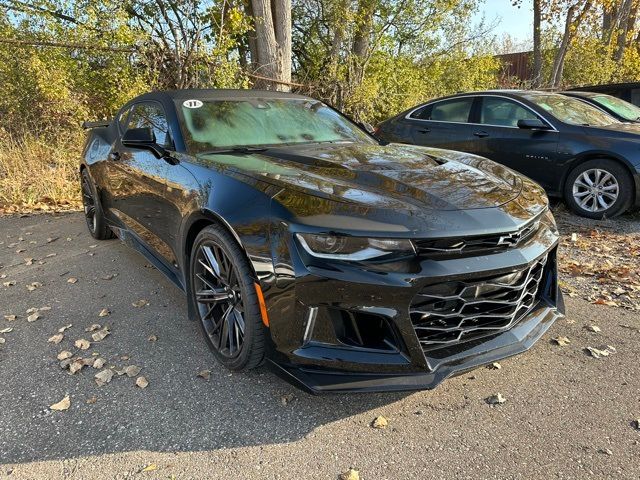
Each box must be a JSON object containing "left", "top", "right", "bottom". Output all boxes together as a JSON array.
[{"left": 81, "top": 89, "right": 564, "bottom": 393}]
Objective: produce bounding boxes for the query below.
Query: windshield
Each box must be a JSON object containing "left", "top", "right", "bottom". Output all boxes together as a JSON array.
[
  {"left": 591, "top": 94, "right": 640, "bottom": 122},
  {"left": 177, "top": 97, "right": 373, "bottom": 154},
  {"left": 524, "top": 94, "right": 619, "bottom": 126}
]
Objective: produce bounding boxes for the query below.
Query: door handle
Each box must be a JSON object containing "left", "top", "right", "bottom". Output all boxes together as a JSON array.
[
  {"left": 109, "top": 151, "right": 120, "bottom": 161},
  {"left": 417, "top": 128, "right": 431, "bottom": 134},
  {"left": 473, "top": 131, "right": 489, "bottom": 138}
]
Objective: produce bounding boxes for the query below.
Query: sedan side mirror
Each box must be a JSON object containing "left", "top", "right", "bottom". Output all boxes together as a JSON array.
[
  {"left": 517, "top": 119, "right": 551, "bottom": 130},
  {"left": 122, "top": 127, "right": 167, "bottom": 158}
]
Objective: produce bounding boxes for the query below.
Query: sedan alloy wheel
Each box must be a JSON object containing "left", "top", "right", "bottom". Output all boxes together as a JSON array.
[{"left": 572, "top": 168, "right": 619, "bottom": 213}]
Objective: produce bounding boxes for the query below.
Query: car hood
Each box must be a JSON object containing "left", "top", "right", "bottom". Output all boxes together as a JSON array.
[{"left": 198, "top": 142, "right": 524, "bottom": 212}]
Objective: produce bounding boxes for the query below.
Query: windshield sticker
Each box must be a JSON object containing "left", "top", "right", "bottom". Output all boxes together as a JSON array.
[{"left": 183, "top": 99, "right": 203, "bottom": 109}]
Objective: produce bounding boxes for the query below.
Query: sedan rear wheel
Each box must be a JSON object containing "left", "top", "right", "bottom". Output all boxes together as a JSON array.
[
  {"left": 564, "top": 159, "right": 633, "bottom": 219},
  {"left": 190, "top": 225, "right": 265, "bottom": 371}
]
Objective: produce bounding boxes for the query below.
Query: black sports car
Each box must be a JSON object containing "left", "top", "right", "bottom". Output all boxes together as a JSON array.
[
  {"left": 562, "top": 91, "right": 640, "bottom": 124},
  {"left": 81, "top": 89, "right": 564, "bottom": 393},
  {"left": 376, "top": 90, "right": 640, "bottom": 219}
]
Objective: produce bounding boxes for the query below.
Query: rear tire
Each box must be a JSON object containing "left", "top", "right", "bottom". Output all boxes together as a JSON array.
[
  {"left": 563, "top": 159, "right": 633, "bottom": 219},
  {"left": 189, "top": 224, "right": 265, "bottom": 371},
  {"left": 81, "top": 169, "right": 115, "bottom": 240}
]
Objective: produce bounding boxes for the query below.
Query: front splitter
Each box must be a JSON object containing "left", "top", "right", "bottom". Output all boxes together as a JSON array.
[{"left": 268, "top": 301, "right": 563, "bottom": 394}]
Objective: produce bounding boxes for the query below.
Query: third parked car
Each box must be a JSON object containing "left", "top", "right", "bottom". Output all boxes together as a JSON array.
[{"left": 376, "top": 90, "right": 640, "bottom": 219}]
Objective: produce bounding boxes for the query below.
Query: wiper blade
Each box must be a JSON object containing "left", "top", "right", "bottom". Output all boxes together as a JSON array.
[{"left": 197, "top": 146, "right": 269, "bottom": 155}]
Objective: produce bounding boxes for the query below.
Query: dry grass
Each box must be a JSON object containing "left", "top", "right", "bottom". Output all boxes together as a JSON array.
[{"left": 0, "top": 130, "right": 82, "bottom": 214}]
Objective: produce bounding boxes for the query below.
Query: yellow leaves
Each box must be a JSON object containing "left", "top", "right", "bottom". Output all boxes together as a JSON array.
[
  {"left": 371, "top": 415, "right": 388, "bottom": 429},
  {"left": 50, "top": 395, "right": 71, "bottom": 411}
]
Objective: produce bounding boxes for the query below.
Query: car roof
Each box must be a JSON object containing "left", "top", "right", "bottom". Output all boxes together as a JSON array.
[
  {"left": 131, "top": 89, "right": 313, "bottom": 103},
  {"left": 562, "top": 91, "right": 599, "bottom": 98}
]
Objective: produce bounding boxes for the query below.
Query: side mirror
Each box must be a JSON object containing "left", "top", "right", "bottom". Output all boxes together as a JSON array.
[
  {"left": 122, "top": 127, "right": 167, "bottom": 158},
  {"left": 517, "top": 119, "right": 551, "bottom": 130}
]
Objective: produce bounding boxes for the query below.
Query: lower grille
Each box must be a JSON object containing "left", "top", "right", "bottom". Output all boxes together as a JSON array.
[{"left": 410, "top": 255, "right": 548, "bottom": 352}]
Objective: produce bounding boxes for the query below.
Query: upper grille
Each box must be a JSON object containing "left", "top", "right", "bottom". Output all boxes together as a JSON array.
[
  {"left": 414, "top": 220, "right": 540, "bottom": 259},
  {"left": 410, "top": 255, "right": 548, "bottom": 352}
]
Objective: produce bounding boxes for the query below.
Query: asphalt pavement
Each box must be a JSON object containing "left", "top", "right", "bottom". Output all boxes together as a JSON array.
[{"left": 0, "top": 212, "right": 639, "bottom": 479}]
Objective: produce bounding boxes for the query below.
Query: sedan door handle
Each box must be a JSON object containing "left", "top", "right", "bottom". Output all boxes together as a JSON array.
[
  {"left": 417, "top": 128, "right": 431, "bottom": 134},
  {"left": 108, "top": 151, "right": 120, "bottom": 161},
  {"left": 473, "top": 131, "right": 489, "bottom": 138}
]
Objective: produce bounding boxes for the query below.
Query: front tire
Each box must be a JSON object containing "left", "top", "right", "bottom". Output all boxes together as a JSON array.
[
  {"left": 81, "top": 169, "right": 115, "bottom": 240},
  {"left": 189, "top": 224, "right": 265, "bottom": 371},
  {"left": 564, "top": 159, "right": 633, "bottom": 219}
]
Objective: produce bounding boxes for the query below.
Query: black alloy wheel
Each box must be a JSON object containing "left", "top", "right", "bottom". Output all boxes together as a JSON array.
[
  {"left": 81, "top": 169, "right": 114, "bottom": 240},
  {"left": 190, "top": 225, "right": 265, "bottom": 371}
]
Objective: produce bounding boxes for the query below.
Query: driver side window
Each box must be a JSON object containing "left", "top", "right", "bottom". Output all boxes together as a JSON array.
[
  {"left": 127, "top": 102, "right": 172, "bottom": 147},
  {"left": 480, "top": 97, "right": 539, "bottom": 127}
]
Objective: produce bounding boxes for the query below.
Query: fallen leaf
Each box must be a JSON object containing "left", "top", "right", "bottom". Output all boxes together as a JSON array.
[
  {"left": 586, "top": 325, "right": 601, "bottom": 333},
  {"left": 3, "top": 281, "right": 16, "bottom": 287},
  {"left": 39, "top": 306, "right": 52, "bottom": 312},
  {"left": 86, "top": 396, "right": 97, "bottom": 404},
  {"left": 47, "top": 237, "right": 59, "bottom": 243},
  {"left": 85, "top": 324, "right": 101, "bottom": 332},
  {"left": 148, "top": 334, "right": 158, "bottom": 342},
  {"left": 67, "top": 277, "right": 78, "bottom": 284},
  {"left": 26, "top": 282, "right": 42, "bottom": 291},
  {"left": 98, "top": 308, "right": 110, "bottom": 317},
  {"left": 552, "top": 336, "right": 570, "bottom": 346},
  {"left": 95, "top": 369, "right": 114, "bottom": 386},
  {"left": 338, "top": 468, "right": 360, "bottom": 480},
  {"left": 48, "top": 333, "right": 64, "bottom": 344},
  {"left": 0, "top": 327, "right": 12, "bottom": 334},
  {"left": 57, "top": 351, "right": 73, "bottom": 360},
  {"left": 74, "top": 338, "right": 91, "bottom": 350},
  {"left": 24, "top": 258, "right": 33, "bottom": 265},
  {"left": 132, "top": 299, "right": 149, "bottom": 308},
  {"left": 486, "top": 393, "right": 506, "bottom": 405},
  {"left": 488, "top": 362, "right": 502, "bottom": 370},
  {"left": 120, "top": 355, "right": 129, "bottom": 361},
  {"left": 57, "top": 324, "right": 72, "bottom": 333},
  {"left": 197, "top": 369, "right": 211, "bottom": 381},
  {"left": 136, "top": 376, "right": 149, "bottom": 389},
  {"left": 91, "top": 327, "right": 110, "bottom": 342},
  {"left": 141, "top": 464, "right": 157, "bottom": 472},
  {"left": 281, "top": 393, "right": 294, "bottom": 406},
  {"left": 599, "top": 448, "right": 613, "bottom": 456},
  {"left": 27, "top": 313, "right": 40, "bottom": 322},
  {"left": 0, "top": 337, "right": 5, "bottom": 344},
  {"left": 101, "top": 273, "right": 118, "bottom": 280},
  {"left": 371, "top": 415, "right": 388, "bottom": 429},
  {"left": 92, "top": 358, "right": 106, "bottom": 369},
  {"left": 125, "top": 365, "right": 142, "bottom": 377},
  {"left": 634, "top": 419, "right": 640, "bottom": 430},
  {"left": 3, "top": 315, "right": 17, "bottom": 321},
  {"left": 50, "top": 395, "right": 71, "bottom": 411},
  {"left": 585, "top": 345, "right": 616, "bottom": 359},
  {"left": 68, "top": 359, "right": 85, "bottom": 375}
]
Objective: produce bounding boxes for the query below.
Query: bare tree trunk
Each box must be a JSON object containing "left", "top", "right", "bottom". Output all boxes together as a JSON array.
[
  {"left": 614, "top": 0, "right": 635, "bottom": 62},
  {"left": 532, "top": 0, "right": 542, "bottom": 87},
  {"left": 549, "top": 1, "right": 592, "bottom": 88},
  {"left": 250, "top": 0, "right": 291, "bottom": 91}
]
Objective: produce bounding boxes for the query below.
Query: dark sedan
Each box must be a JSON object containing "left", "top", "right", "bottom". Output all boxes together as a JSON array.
[
  {"left": 377, "top": 90, "right": 640, "bottom": 219},
  {"left": 562, "top": 91, "right": 640, "bottom": 123},
  {"left": 81, "top": 89, "right": 564, "bottom": 393}
]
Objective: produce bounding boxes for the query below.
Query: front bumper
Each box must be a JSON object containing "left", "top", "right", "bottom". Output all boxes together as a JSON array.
[
  {"left": 269, "top": 298, "right": 563, "bottom": 393},
  {"left": 262, "top": 220, "right": 564, "bottom": 394}
]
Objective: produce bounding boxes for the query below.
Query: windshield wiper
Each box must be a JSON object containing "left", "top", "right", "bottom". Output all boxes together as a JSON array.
[{"left": 197, "top": 146, "right": 269, "bottom": 155}]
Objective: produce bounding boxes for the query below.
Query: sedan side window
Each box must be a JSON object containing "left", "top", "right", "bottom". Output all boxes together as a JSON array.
[
  {"left": 428, "top": 98, "right": 474, "bottom": 122},
  {"left": 127, "top": 102, "right": 172, "bottom": 147},
  {"left": 480, "top": 97, "right": 539, "bottom": 127}
]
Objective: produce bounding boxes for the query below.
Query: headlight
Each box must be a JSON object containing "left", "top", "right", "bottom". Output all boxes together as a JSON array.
[
  {"left": 540, "top": 208, "right": 558, "bottom": 235},
  {"left": 296, "top": 233, "right": 415, "bottom": 261}
]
